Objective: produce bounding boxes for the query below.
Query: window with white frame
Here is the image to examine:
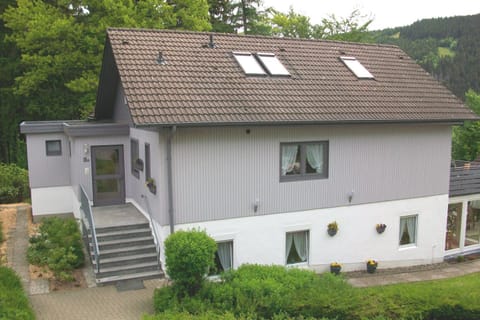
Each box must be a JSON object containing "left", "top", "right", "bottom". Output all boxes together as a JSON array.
[
  {"left": 46, "top": 140, "right": 62, "bottom": 156},
  {"left": 211, "top": 241, "right": 233, "bottom": 274},
  {"left": 286, "top": 230, "right": 309, "bottom": 265},
  {"left": 399, "top": 215, "right": 417, "bottom": 246},
  {"left": 280, "top": 142, "right": 328, "bottom": 181}
]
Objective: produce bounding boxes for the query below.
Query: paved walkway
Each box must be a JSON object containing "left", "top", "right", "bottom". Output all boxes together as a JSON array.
[
  {"left": 5, "top": 205, "right": 166, "bottom": 320},
  {"left": 347, "top": 259, "right": 480, "bottom": 287},
  {"left": 5, "top": 205, "right": 480, "bottom": 319},
  {"left": 30, "top": 279, "right": 164, "bottom": 320}
]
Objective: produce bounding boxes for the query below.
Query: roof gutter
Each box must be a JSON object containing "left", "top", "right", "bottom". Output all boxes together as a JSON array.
[
  {"left": 166, "top": 125, "right": 177, "bottom": 235},
  {"left": 136, "top": 119, "right": 468, "bottom": 129}
]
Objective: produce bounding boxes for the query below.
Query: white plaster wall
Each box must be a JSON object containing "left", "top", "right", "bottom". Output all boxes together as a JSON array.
[
  {"left": 161, "top": 194, "right": 448, "bottom": 272},
  {"left": 31, "top": 186, "right": 74, "bottom": 216}
]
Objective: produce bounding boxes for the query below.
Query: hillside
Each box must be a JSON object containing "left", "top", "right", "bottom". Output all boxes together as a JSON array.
[{"left": 371, "top": 14, "right": 480, "bottom": 100}]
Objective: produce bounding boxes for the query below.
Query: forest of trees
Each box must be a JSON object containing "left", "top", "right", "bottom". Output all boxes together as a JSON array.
[{"left": 0, "top": 1, "right": 479, "bottom": 166}]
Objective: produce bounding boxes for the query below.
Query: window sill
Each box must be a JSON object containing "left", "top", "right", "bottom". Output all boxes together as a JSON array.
[
  {"left": 286, "top": 261, "right": 308, "bottom": 268},
  {"left": 398, "top": 244, "right": 417, "bottom": 251},
  {"left": 280, "top": 174, "right": 328, "bottom": 183}
]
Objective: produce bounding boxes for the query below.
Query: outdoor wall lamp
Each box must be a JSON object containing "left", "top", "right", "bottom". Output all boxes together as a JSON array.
[
  {"left": 348, "top": 191, "right": 354, "bottom": 203},
  {"left": 83, "top": 144, "right": 89, "bottom": 155},
  {"left": 254, "top": 199, "right": 260, "bottom": 213}
]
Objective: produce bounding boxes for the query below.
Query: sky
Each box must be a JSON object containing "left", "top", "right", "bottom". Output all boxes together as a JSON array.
[{"left": 261, "top": 0, "right": 480, "bottom": 30}]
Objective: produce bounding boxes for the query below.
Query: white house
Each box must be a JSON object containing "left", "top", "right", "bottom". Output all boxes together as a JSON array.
[{"left": 20, "top": 28, "right": 478, "bottom": 283}]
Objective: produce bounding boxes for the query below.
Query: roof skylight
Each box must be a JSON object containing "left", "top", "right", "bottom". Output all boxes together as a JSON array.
[
  {"left": 256, "top": 53, "right": 290, "bottom": 76},
  {"left": 233, "top": 52, "right": 266, "bottom": 75},
  {"left": 340, "top": 56, "right": 374, "bottom": 79}
]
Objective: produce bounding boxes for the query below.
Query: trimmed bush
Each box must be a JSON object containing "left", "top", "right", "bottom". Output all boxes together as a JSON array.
[
  {"left": 27, "top": 217, "right": 84, "bottom": 281},
  {"left": 0, "top": 163, "right": 29, "bottom": 204},
  {"left": 164, "top": 229, "right": 217, "bottom": 296},
  {"left": 0, "top": 266, "right": 35, "bottom": 320}
]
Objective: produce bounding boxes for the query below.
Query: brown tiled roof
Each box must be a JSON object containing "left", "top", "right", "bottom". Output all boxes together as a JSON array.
[{"left": 103, "top": 28, "right": 477, "bottom": 126}]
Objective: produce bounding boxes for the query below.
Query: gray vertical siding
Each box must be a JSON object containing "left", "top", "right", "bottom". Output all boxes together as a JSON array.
[
  {"left": 26, "top": 133, "right": 71, "bottom": 188},
  {"left": 128, "top": 127, "right": 170, "bottom": 226},
  {"left": 112, "top": 84, "right": 133, "bottom": 125},
  {"left": 171, "top": 124, "right": 452, "bottom": 224}
]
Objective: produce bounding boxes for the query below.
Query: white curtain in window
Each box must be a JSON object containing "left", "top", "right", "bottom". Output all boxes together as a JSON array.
[
  {"left": 406, "top": 216, "right": 416, "bottom": 243},
  {"left": 306, "top": 144, "right": 323, "bottom": 173},
  {"left": 281, "top": 145, "right": 298, "bottom": 175},
  {"left": 400, "top": 218, "right": 407, "bottom": 243},
  {"left": 217, "top": 242, "right": 232, "bottom": 271},
  {"left": 293, "top": 231, "right": 308, "bottom": 262},
  {"left": 285, "top": 233, "right": 294, "bottom": 258}
]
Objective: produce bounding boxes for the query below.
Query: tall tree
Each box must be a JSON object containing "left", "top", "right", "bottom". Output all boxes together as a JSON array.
[
  {"left": 271, "top": 8, "right": 312, "bottom": 38},
  {"left": 3, "top": 0, "right": 211, "bottom": 119},
  {"left": 452, "top": 90, "right": 480, "bottom": 161},
  {"left": 314, "top": 9, "right": 373, "bottom": 42},
  {"left": 0, "top": 0, "right": 26, "bottom": 165},
  {"left": 208, "top": 0, "right": 236, "bottom": 33},
  {"left": 233, "top": 0, "right": 271, "bottom": 35}
]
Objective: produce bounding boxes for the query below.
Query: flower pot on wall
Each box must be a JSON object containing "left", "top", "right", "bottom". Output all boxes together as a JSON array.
[
  {"left": 327, "top": 221, "right": 338, "bottom": 237},
  {"left": 376, "top": 224, "right": 387, "bottom": 234}
]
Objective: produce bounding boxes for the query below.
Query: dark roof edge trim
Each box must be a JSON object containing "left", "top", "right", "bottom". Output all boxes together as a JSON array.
[
  {"left": 63, "top": 123, "right": 130, "bottom": 137},
  {"left": 20, "top": 121, "right": 65, "bottom": 134},
  {"left": 20, "top": 121, "right": 130, "bottom": 137},
  {"left": 135, "top": 119, "right": 465, "bottom": 129}
]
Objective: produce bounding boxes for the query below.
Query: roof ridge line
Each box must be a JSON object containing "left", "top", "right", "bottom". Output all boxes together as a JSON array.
[{"left": 106, "top": 27, "right": 401, "bottom": 49}]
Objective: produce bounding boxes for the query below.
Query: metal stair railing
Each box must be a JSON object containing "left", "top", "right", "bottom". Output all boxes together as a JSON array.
[
  {"left": 141, "top": 194, "right": 162, "bottom": 269},
  {"left": 80, "top": 185, "right": 100, "bottom": 273}
]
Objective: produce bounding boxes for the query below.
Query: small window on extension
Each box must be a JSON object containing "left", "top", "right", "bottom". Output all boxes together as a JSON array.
[
  {"left": 46, "top": 140, "right": 62, "bottom": 156},
  {"left": 256, "top": 53, "right": 290, "bottom": 76},
  {"left": 233, "top": 52, "right": 266, "bottom": 75},
  {"left": 340, "top": 56, "right": 374, "bottom": 79}
]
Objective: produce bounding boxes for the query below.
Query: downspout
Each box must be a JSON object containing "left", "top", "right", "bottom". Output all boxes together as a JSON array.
[{"left": 167, "top": 126, "right": 176, "bottom": 234}]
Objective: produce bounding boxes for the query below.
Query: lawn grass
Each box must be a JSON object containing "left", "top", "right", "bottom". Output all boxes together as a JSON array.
[
  {"left": 0, "top": 266, "right": 35, "bottom": 320},
  {"left": 357, "top": 273, "right": 480, "bottom": 319}
]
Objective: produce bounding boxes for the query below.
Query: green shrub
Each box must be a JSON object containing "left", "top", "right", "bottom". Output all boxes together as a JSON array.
[
  {"left": 27, "top": 217, "right": 84, "bottom": 281},
  {"left": 154, "top": 264, "right": 359, "bottom": 319},
  {"left": 164, "top": 229, "right": 217, "bottom": 296},
  {"left": 0, "top": 163, "right": 29, "bottom": 204},
  {"left": 425, "top": 304, "right": 480, "bottom": 320},
  {"left": 0, "top": 220, "right": 3, "bottom": 243},
  {"left": 0, "top": 266, "right": 35, "bottom": 320}
]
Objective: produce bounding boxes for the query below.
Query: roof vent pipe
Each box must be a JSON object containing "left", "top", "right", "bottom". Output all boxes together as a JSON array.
[
  {"left": 208, "top": 34, "right": 216, "bottom": 49},
  {"left": 157, "top": 51, "right": 166, "bottom": 65}
]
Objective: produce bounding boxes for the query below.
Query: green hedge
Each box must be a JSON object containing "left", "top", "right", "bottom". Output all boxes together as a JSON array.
[
  {"left": 0, "top": 266, "right": 35, "bottom": 320},
  {"left": 152, "top": 264, "right": 480, "bottom": 320},
  {"left": 0, "top": 163, "right": 29, "bottom": 204},
  {"left": 27, "top": 217, "right": 84, "bottom": 281},
  {"left": 153, "top": 264, "right": 358, "bottom": 319}
]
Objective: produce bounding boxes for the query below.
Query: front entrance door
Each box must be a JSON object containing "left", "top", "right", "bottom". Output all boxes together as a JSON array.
[{"left": 91, "top": 145, "right": 125, "bottom": 206}]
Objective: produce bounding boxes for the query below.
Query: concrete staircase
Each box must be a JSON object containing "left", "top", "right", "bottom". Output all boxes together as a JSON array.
[{"left": 88, "top": 222, "right": 163, "bottom": 285}]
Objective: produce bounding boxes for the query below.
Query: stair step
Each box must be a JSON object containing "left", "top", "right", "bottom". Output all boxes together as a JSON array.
[
  {"left": 93, "top": 236, "right": 154, "bottom": 251},
  {"left": 95, "top": 223, "right": 150, "bottom": 234},
  {"left": 93, "top": 252, "right": 158, "bottom": 268},
  {"left": 95, "top": 261, "right": 160, "bottom": 278},
  {"left": 91, "top": 228, "right": 152, "bottom": 241},
  {"left": 96, "top": 244, "right": 157, "bottom": 259},
  {"left": 96, "top": 269, "right": 164, "bottom": 285}
]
